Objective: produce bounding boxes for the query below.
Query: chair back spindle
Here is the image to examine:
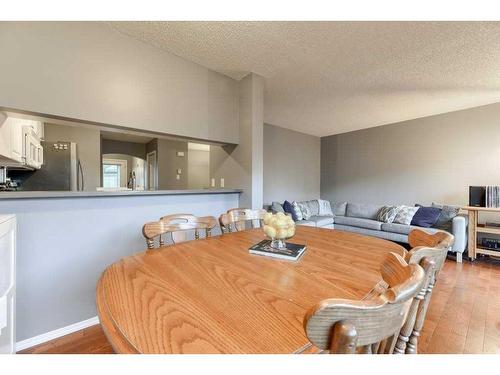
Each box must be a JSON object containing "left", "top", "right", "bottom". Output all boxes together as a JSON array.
[
  {"left": 219, "top": 208, "right": 267, "bottom": 233},
  {"left": 142, "top": 214, "right": 217, "bottom": 249}
]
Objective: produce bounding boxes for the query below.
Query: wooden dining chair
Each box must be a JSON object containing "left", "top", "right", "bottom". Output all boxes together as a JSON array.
[
  {"left": 304, "top": 252, "right": 424, "bottom": 354},
  {"left": 392, "top": 228, "right": 454, "bottom": 354},
  {"left": 142, "top": 214, "right": 217, "bottom": 249},
  {"left": 219, "top": 208, "right": 267, "bottom": 233},
  {"left": 408, "top": 228, "right": 454, "bottom": 250}
]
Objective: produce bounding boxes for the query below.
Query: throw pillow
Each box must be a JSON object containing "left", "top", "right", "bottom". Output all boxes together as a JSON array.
[
  {"left": 331, "top": 201, "right": 347, "bottom": 216},
  {"left": 393, "top": 205, "right": 419, "bottom": 225},
  {"left": 297, "top": 202, "right": 312, "bottom": 220},
  {"left": 282, "top": 200, "right": 297, "bottom": 221},
  {"left": 300, "top": 200, "right": 320, "bottom": 216},
  {"left": 431, "top": 202, "right": 460, "bottom": 231},
  {"left": 271, "top": 201, "right": 285, "bottom": 214},
  {"left": 411, "top": 205, "right": 441, "bottom": 228},
  {"left": 376, "top": 206, "right": 399, "bottom": 223},
  {"left": 317, "top": 199, "right": 334, "bottom": 216},
  {"left": 291, "top": 201, "right": 304, "bottom": 221}
]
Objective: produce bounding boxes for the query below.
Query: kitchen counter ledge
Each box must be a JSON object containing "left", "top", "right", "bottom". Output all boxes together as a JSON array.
[{"left": 0, "top": 188, "right": 242, "bottom": 200}]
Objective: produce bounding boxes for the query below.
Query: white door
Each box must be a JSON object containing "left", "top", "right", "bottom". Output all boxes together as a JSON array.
[{"left": 0, "top": 215, "right": 16, "bottom": 354}]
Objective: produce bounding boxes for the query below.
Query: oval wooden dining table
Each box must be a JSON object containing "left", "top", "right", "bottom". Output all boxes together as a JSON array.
[{"left": 96, "top": 225, "right": 406, "bottom": 354}]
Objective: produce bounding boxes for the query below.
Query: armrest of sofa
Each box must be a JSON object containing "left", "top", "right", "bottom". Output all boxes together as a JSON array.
[{"left": 451, "top": 214, "right": 468, "bottom": 253}]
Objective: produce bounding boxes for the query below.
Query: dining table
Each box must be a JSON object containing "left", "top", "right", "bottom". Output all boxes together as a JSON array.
[{"left": 96, "top": 225, "right": 407, "bottom": 354}]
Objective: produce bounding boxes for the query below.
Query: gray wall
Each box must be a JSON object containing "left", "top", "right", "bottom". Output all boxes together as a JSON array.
[
  {"left": 188, "top": 149, "right": 210, "bottom": 189},
  {"left": 209, "top": 73, "right": 264, "bottom": 208},
  {"left": 321, "top": 102, "right": 500, "bottom": 206},
  {"left": 0, "top": 22, "right": 239, "bottom": 144},
  {"left": 157, "top": 139, "right": 188, "bottom": 190},
  {"left": 0, "top": 193, "right": 240, "bottom": 342},
  {"left": 101, "top": 139, "right": 147, "bottom": 160},
  {"left": 44, "top": 123, "right": 101, "bottom": 191},
  {"left": 263, "top": 124, "right": 321, "bottom": 204}
]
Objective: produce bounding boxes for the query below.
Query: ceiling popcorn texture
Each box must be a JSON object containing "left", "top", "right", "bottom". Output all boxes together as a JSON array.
[{"left": 108, "top": 21, "right": 500, "bottom": 136}]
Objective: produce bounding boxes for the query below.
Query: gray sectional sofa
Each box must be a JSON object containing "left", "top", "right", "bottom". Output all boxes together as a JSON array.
[{"left": 269, "top": 200, "right": 467, "bottom": 262}]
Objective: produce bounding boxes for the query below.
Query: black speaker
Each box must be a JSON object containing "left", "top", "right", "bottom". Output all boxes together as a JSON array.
[{"left": 469, "top": 186, "right": 486, "bottom": 207}]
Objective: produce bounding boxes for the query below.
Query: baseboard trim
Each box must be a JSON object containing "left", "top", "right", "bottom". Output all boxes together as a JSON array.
[{"left": 16, "top": 316, "right": 100, "bottom": 352}]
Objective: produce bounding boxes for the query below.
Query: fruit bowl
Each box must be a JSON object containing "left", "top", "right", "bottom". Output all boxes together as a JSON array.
[{"left": 262, "top": 212, "right": 296, "bottom": 250}]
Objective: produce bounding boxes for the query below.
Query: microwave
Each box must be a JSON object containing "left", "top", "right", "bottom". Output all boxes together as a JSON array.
[{"left": 23, "top": 127, "right": 43, "bottom": 169}]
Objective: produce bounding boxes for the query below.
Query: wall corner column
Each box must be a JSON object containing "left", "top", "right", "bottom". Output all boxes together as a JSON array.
[{"left": 238, "top": 73, "right": 264, "bottom": 209}]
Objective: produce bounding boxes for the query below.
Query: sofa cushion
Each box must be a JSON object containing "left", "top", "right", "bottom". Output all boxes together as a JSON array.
[
  {"left": 295, "top": 220, "right": 316, "bottom": 227},
  {"left": 346, "top": 203, "right": 384, "bottom": 219},
  {"left": 271, "top": 201, "right": 285, "bottom": 214},
  {"left": 393, "top": 206, "right": 419, "bottom": 225},
  {"left": 381, "top": 222, "right": 441, "bottom": 235},
  {"left": 308, "top": 215, "right": 334, "bottom": 227},
  {"left": 376, "top": 206, "right": 399, "bottom": 223},
  {"left": 335, "top": 224, "right": 409, "bottom": 243},
  {"left": 318, "top": 199, "right": 333, "bottom": 216},
  {"left": 331, "top": 201, "right": 347, "bottom": 216},
  {"left": 334, "top": 216, "right": 383, "bottom": 230},
  {"left": 411, "top": 205, "right": 441, "bottom": 228},
  {"left": 298, "top": 200, "right": 320, "bottom": 216}
]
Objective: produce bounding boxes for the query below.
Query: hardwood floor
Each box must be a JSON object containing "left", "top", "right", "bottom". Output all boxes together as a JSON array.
[
  {"left": 19, "top": 257, "right": 500, "bottom": 354},
  {"left": 19, "top": 325, "right": 114, "bottom": 354}
]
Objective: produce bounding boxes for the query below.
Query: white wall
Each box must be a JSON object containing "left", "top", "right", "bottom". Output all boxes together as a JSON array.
[
  {"left": 0, "top": 22, "right": 239, "bottom": 144},
  {"left": 0, "top": 193, "right": 240, "bottom": 341},
  {"left": 264, "top": 124, "right": 321, "bottom": 204},
  {"left": 321, "top": 101, "right": 500, "bottom": 206}
]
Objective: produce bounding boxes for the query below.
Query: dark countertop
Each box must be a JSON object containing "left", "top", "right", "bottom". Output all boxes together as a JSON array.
[{"left": 0, "top": 188, "right": 242, "bottom": 200}]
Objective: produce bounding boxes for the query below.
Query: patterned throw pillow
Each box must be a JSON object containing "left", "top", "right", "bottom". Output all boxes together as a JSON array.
[
  {"left": 297, "top": 202, "right": 312, "bottom": 220},
  {"left": 376, "top": 206, "right": 399, "bottom": 223},
  {"left": 291, "top": 201, "right": 304, "bottom": 221},
  {"left": 393, "top": 206, "right": 420, "bottom": 225},
  {"left": 318, "top": 199, "right": 334, "bottom": 216},
  {"left": 431, "top": 202, "right": 460, "bottom": 231}
]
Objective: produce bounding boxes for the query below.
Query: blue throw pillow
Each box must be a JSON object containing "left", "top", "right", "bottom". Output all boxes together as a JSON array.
[
  {"left": 411, "top": 205, "right": 442, "bottom": 228},
  {"left": 282, "top": 200, "right": 297, "bottom": 221}
]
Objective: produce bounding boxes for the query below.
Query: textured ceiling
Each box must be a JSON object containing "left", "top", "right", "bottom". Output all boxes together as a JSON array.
[{"left": 109, "top": 22, "right": 500, "bottom": 137}]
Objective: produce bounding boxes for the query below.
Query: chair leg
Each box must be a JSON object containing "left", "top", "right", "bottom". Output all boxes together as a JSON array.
[{"left": 407, "top": 279, "right": 435, "bottom": 354}]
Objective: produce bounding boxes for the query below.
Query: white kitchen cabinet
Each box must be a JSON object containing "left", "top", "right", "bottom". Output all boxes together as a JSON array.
[
  {"left": 0, "top": 214, "right": 16, "bottom": 354},
  {"left": 0, "top": 114, "right": 44, "bottom": 167},
  {"left": 0, "top": 113, "right": 11, "bottom": 161},
  {"left": 25, "top": 119, "right": 44, "bottom": 141},
  {"left": 9, "top": 119, "right": 24, "bottom": 163}
]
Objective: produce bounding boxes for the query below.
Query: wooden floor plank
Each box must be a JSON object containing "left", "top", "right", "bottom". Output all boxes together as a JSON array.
[{"left": 19, "top": 257, "right": 500, "bottom": 354}]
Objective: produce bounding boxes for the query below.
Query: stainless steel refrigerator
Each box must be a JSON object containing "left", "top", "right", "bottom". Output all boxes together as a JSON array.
[{"left": 19, "top": 141, "right": 84, "bottom": 191}]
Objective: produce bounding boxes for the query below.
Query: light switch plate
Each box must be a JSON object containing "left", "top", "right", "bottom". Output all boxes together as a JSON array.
[
  {"left": 176, "top": 151, "right": 185, "bottom": 157},
  {"left": 220, "top": 178, "right": 225, "bottom": 188},
  {"left": 211, "top": 178, "right": 215, "bottom": 187}
]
